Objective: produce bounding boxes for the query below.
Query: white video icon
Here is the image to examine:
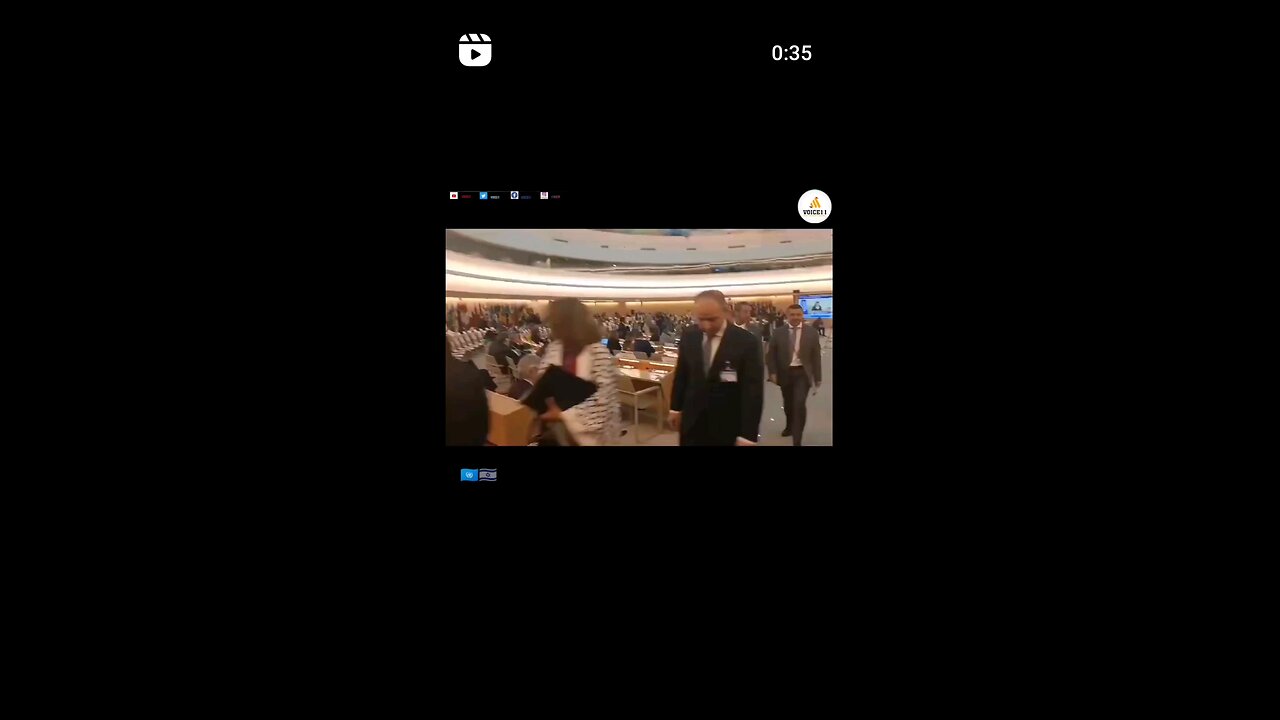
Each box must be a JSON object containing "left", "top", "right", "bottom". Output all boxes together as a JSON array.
[{"left": 459, "top": 34, "right": 492, "bottom": 66}]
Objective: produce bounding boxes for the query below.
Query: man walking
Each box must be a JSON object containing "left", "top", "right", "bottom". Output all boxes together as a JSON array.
[
  {"left": 669, "top": 290, "right": 764, "bottom": 446},
  {"left": 766, "top": 304, "right": 822, "bottom": 446}
]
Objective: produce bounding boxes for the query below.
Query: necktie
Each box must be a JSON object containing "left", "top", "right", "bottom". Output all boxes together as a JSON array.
[
  {"left": 793, "top": 325, "right": 801, "bottom": 363},
  {"left": 703, "top": 332, "right": 713, "bottom": 373}
]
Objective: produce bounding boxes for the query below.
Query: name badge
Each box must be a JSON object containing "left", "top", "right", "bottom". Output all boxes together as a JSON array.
[{"left": 720, "top": 370, "right": 738, "bottom": 383}]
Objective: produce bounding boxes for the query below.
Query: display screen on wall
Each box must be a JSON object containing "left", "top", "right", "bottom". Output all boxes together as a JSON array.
[{"left": 798, "top": 295, "right": 832, "bottom": 319}]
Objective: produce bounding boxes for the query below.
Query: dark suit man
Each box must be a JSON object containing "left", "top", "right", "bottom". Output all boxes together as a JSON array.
[
  {"left": 632, "top": 335, "right": 655, "bottom": 357},
  {"left": 766, "top": 304, "right": 823, "bottom": 445},
  {"left": 669, "top": 290, "right": 764, "bottom": 446},
  {"left": 487, "top": 334, "right": 521, "bottom": 374},
  {"left": 445, "top": 336, "right": 490, "bottom": 445}
]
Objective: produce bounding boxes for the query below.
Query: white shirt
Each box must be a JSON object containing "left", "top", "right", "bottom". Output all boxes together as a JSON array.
[
  {"left": 670, "top": 322, "right": 754, "bottom": 445},
  {"left": 703, "top": 323, "right": 726, "bottom": 372},
  {"left": 788, "top": 323, "right": 804, "bottom": 366}
]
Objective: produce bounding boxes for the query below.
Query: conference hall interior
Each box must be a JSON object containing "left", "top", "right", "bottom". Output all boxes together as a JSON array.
[{"left": 445, "top": 229, "right": 834, "bottom": 446}]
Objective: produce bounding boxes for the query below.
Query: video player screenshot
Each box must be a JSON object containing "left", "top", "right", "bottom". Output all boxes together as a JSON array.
[
  {"left": 64, "top": 15, "right": 1165, "bottom": 660},
  {"left": 436, "top": 27, "right": 851, "bottom": 497}
]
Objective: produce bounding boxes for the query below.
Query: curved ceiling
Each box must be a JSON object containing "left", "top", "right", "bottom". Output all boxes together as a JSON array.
[
  {"left": 445, "top": 250, "right": 833, "bottom": 300},
  {"left": 452, "top": 228, "right": 832, "bottom": 265}
]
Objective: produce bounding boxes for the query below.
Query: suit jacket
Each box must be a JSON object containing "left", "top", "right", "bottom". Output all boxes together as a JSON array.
[
  {"left": 633, "top": 339, "right": 655, "bottom": 356},
  {"left": 734, "top": 321, "right": 763, "bottom": 342},
  {"left": 445, "top": 357, "right": 490, "bottom": 445},
  {"left": 488, "top": 340, "right": 520, "bottom": 372},
  {"left": 766, "top": 322, "right": 822, "bottom": 387},
  {"left": 734, "top": 322, "right": 766, "bottom": 370},
  {"left": 671, "top": 324, "right": 764, "bottom": 444},
  {"left": 474, "top": 363, "right": 497, "bottom": 392}
]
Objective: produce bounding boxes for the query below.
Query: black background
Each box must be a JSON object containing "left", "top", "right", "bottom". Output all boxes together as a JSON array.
[
  {"left": 220, "top": 22, "right": 1094, "bottom": 513},
  {"left": 441, "top": 182, "right": 841, "bottom": 228},
  {"left": 427, "top": 26, "right": 973, "bottom": 502},
  {"left": 444, "top": 28, "right": 836, "bottom": 86},
  {"left": 432, "top": 26, "right": 859, "bottom": 500},
  {"left": 74, "top": 14, "right": 1154, "bottom": 634}
]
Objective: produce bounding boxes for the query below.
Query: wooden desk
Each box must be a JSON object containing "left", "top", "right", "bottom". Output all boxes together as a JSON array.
[
  {"left": 618, "top": 358, "right": 676, "bottom": 372},
  {"left": 485, "top": 390, "right": 536, "bottom": 446}
]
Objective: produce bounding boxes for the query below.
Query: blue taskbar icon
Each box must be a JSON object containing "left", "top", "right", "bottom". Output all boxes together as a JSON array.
[
  {"left": 511, "top": 191, "right": 519, "bottom": 199},
  {"left": 479, "top": 192, "right": 488, "bottom": 200},
  {"left": 461, "top": 468, "right": 478, "bottom": 481},
  {"left": 479, "top": 469, "right": 497, "bottom": 481}
]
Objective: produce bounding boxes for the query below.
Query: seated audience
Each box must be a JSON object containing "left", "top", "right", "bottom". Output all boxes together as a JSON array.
[
  {"left": 506, "top": 354, "right": 540, "bottom": 401},
  {"left": 632, "top": 332, "right": 655, "bottom": 357},
  {"left": 487, "top": 331, "right": 521, "bottom": 373}
]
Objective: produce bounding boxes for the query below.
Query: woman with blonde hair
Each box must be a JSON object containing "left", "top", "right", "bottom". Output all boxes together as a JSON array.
[{"left": 536, "top": 298, "right": 621, "bottom": 445}]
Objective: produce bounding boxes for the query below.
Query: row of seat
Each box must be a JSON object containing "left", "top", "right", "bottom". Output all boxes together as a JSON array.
[{"left": 447, "top": 328, "right": 492, "bottom": 359}]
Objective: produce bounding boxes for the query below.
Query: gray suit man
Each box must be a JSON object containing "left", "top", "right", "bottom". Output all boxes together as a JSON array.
[{"left": 766, "top": 304, "right": 823, "bottom": 446}]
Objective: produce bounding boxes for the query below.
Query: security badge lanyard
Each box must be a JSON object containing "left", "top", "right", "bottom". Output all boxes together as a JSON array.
[{"left": 719, "top": 360, "right": 738, "bottom": 383}]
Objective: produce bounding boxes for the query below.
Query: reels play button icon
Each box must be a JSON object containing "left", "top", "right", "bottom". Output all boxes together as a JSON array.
[{"left": 459, "top": 34, "right": 492, "bottom": 67}]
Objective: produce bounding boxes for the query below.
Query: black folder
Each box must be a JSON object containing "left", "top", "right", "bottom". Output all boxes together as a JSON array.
[{"left": 521, "top": 365, "right": 597, "bottom": 415}]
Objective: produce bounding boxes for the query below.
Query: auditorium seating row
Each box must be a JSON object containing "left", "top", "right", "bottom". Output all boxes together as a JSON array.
[{"left": 447, "top": 328, "right": 491, "bottom": 359}]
